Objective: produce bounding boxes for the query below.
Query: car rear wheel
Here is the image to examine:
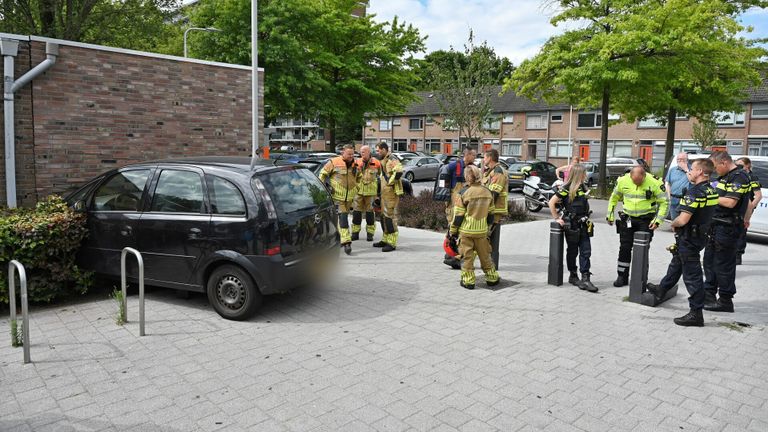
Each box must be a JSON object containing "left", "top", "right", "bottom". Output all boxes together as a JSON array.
[
  {"left": 405, "top": 171, "right": 415, "bottom": 182},
  {"left": 207, "top": 264, "right": 262, "bottom": 320}
]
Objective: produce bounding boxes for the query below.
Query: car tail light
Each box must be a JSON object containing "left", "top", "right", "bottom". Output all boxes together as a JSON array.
[
  {"left": 530, "top": 170, "right": 538, "bottom": 176},
  {"left": 251, "top": 177, "right": 278, "bottom": 220},
  {"left": 266, "top": 246, "right": 281, "bottom": 256}
]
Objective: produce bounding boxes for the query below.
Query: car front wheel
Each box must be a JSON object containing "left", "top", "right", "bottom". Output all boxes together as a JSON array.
[
  {"left": 405, "top": 171, "right": 415, "bottom": 182},
  {"left": 207, "top": 264, "right": 262, "bottom": 320}
]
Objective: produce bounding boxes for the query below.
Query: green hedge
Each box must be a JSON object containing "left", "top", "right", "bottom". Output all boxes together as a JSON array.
[{"left": 0, "top": 196, "right": 92, "bottom": 304}]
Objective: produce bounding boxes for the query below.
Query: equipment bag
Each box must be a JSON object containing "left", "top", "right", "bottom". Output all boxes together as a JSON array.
[{"left": 433, "top": 162, "right": 461, "bottom": 202}]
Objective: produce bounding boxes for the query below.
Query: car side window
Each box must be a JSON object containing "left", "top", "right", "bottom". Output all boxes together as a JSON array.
[
  {"left": 427, "top": 158, "right": 439, "bottom": 164},
  {"left": 92, "top": 170, "right": 151, "bottom": 212},
  {"left": 150, "top": 170, "right": 204, "bottom": 213},
  {"left": 208, "top": 176, "right": 246, "bottom": 216}
]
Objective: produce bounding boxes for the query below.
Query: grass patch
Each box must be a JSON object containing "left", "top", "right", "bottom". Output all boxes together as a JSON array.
[
  {"left": 622, "top": 296, "right": 629, "bottom": 302},
  {"left": 111, "top": 289, "right": 126, "bottom": 326},
  {"left": 717, "top": 321, "right": 751, "bottom": 332},
  {"left": 10, "top": 318, "right": 22, "bottom": 347}
]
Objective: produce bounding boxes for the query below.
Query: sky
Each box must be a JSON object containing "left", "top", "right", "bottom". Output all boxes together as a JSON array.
[{"left": 367, "top": 0, "right": 768, "bottom": 65}]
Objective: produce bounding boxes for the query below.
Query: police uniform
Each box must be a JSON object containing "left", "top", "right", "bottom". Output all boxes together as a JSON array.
[
  {"left": 607, "top": 172, "right": 669, "bottom": 286},
  {"left": 449, "top": 184, "right": 500, "bottom": 289},
  {"left": 703, "top": 166, "right": 753, "bottom": 310},
  {"left": 556, "top": 185, "right": 595, "bottom": 290},
  {"left": 649, "top": 181, "right": 718, "bottom": 314},
  {"left": 319, "top": 157, "right": 360, "bottom": 248},
  {"left": 736, "top": 170, "right": 761, "bottom": 261},
  {"left": 444, "top": 160, "right": 468, "bottom": 224},
  {"left": 351, "top": 157, "right": 382, "bottom": 241},
  {"left": 482, "top": 163, "right": 509, "bottom": 268},
  {"left": 375, "top": 153, "right": 403, "bottom": 251}
]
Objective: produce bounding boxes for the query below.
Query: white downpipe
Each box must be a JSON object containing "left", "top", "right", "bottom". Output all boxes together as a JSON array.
[{"left": 2, "top": 40, "right": 57, "bottom": 208}]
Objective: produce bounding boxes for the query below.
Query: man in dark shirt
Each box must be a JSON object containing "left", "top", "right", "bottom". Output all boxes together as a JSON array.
[
  {"left": 702, "top": 151, "right": 754, "bottom": 313},
  {"left": 648, "top": 159, "right": 718, "bottom": 326},
  {"left": 735, "top": 157, "right": 763, "bottom": 265}
]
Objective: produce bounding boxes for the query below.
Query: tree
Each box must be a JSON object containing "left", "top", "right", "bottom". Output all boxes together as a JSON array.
[
  {"left": 185, "top": 0, "right": 425, "bottom": 149},
  {"left": 0, "top": 0, "right": 179, "bottom": 51},
  {"left": 691, "top": 115, "right": 727, "bottom": 151},
  {"left": 414, "top": 47, "right": 514, "bottom": 90},
  {"left": 429, "top": 31, "right": 505, "bottom": 150}
]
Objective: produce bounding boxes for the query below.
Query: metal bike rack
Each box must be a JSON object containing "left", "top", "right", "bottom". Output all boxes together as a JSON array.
[
  {"left": 547, "top": 221, "right": 564, "bottom": 286},
  {"left": 121, "top": 247, "right": 145, "bottom": 336},
  {"left": 8, "top": 260, "right": 30, "bottom": 363}
]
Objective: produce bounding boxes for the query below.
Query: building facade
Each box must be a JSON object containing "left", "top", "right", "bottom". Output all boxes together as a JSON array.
[{"left": 363, "top": 82, "right": 768, "bottom": 168}]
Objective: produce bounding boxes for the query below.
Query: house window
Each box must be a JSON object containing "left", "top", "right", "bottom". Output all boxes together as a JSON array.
[
  {"left": 526, "top": 112, "right": 547, "bottom": 129},
  {"left": 749, "top": 140, "right": 768, "bottom": 156},
  {"left": 392, "top": 118, "right": 402, "bottom": 126},
  {"left": 483, "top": 116, "right": 501, "bottom": 131},
  {"left": 442, "top": 118, "right": 458, "bottom": 131},
  {"left": 638, "top": 117, "right": 665, "bottom": 128},
  {"left": 752, "top": 104, "right": 768, "bottom": 119},
  {"left": 550, "top": 112, "right": 563, "bottom": 122},
  {"left": 608, "top": 140, "right": 633, "bottom": 157},
  {"left": 549, "top": 140, "right": 572, "bottom": 158},
  {"left": 578, "top": 113, "right": 601, "bottom": 128},
  {"left": 365, "top": 119, "right": 372, "bottom": 127},
  {"left": 714, "top": 111, "right": 745, "bottom": 126},
  {"left": 409, "top": 118, "right": 423, "bottom": 130},
  {"left": 426, "top": 139, "right": 441, "bottom": 153},
  {"left": 607, "top": 113, "right": 620, "bottom": 121},
  {"left": 393, "top": 139, "right": 407, "bottom": 151},
  {"left": 501, "top": 140, "right": 522, "bottom": 156},
  {"left": 379, "top": 120, "right": 391, "bottom": 131},
  {"left": 425, "top": 116, "right": 435, "bottom": 125},
  {"left": 502, "top": 113, "right": 514, "bottom": 124}
]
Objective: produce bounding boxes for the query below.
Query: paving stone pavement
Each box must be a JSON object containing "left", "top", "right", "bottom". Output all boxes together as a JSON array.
[{"left": 1, "top": 217, "right": 767, "bottom": 432}]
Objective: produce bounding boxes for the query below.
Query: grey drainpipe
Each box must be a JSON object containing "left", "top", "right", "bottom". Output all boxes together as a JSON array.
[{"left": 2, "top": 39, "right": 58, "bottom": 208}]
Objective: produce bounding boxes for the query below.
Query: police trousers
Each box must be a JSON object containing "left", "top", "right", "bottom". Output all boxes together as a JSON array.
[
  {"left": 565, "top": 224, "right": 591, "bottom": 274},
  {"left": 658, "top": 232, "right": 708, "bottom": 310},
  {"left": 617, "top": 216, "right": 654, "bottom": 276},
  {"left": 703, "top": 224, "right": 742, "bottom": 299}
]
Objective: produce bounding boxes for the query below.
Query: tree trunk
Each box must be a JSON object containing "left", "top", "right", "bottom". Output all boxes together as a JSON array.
[
  {"left": 327, "top": 116, "right": 336, "bottom": 152},
  {"left": 38, "top": 0, "right": 56, "bottom": 37},
  {"left": 597, "top": 85, "right": 610, "bottom": 197},
  {"left": 663, "top": 107, "right": 677, "bottom": 180}
]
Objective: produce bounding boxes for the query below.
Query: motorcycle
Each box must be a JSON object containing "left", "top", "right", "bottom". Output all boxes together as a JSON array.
[{"left": 522, "top": 172, "right": 556, "bottom": 212}]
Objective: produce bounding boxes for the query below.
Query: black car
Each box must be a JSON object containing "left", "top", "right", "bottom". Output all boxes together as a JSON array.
[
  {"left": 66, "top": 157, "right": 339, "bottom": 320},
  {"left": 507, "top": 160, "right": 558, "bottom": 190}
]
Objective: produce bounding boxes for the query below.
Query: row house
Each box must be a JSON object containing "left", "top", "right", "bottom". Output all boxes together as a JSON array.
[{"left": 363, "top": 82, "right": 768, "bottom": 168}]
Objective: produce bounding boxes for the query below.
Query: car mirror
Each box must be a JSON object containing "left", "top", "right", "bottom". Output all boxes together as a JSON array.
[
  {"left": 416, "top": 163, "right": 422, "bottom": 167},
  {"left": 73, "top": 200, "right": 87, "bottom": 213}
]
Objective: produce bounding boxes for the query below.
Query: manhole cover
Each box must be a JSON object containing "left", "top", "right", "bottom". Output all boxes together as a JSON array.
[{"left": 486, "top": 280, "right": 520, "bottom": 291}]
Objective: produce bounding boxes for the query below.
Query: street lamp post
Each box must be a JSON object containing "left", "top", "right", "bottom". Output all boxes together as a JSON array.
[{"left": 183, "top": 27, "right": 222, "bottom": 58}]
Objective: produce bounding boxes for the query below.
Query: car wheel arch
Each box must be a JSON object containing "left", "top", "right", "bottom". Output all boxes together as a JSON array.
[{"left": 199, "top": 251, "right": 266, "bottom": 295}]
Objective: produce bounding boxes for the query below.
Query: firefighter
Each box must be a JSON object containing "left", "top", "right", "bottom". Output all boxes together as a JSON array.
[
  {"left": 319, "top": 144, "right": 360, "bottom": 255},
  {"left": 448, "top": 164, "right": 500, "bottom": 290},
  {"left": 647, "top": 158, "right": 718, "bottom": 326},
  {"left": 703, "top": 151, "right": 755, "bottom": 313},
  {"left": 607, "top": 165, "right": 668, "bottom": 287},
  {"left": 373, "top": 142, "right": 403, "bottom": 252},
  {"left": 481, "top": 149, "right": 508, "bottom": 268},
  {"left": 548, "top": 164, "right": 597, "bottom": 292},
  {"left": 351, "top": 145, "right": 381, "bottom": 242},
  {"left": 441, "top": 148, "right": 476, "bottom": 268}
]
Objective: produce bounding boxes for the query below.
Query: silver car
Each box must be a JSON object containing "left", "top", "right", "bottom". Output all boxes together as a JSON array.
[{"left": 402, "top": 156, "right": 441, "bottom": 181}]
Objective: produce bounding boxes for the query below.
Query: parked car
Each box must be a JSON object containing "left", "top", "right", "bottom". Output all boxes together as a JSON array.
[
  {"left": 402, "top": 156, "right": 442, "bottom": 181},
  {"left": 500, "top": 156, "right": 519, "bottom": 166},
  {"left": 583, "top": 162, "right": 599, "bottom": 186},
  {"left": 507, "top": 161, "right": 558, "bottom": 190},
  {"left": 434, "top": 154, "right": 459, "bottom": 165},
  {"left": 605, "top": 157, "right": 639, "bottom": 178},
  {"left": 391, "top": 152, "right": 420, "bottom": 162},
  {"left": 65, "top": 157, "right": 340, "bottom": 321},
  {"left": 268, "top": 152, "right": 300, "bottom": 162}
]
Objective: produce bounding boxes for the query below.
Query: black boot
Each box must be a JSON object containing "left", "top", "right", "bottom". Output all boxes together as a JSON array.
[
  {"left": 460, "top": 281, "right": 475, "bottom": 290},
  {"left": 351, "top": 232, "right": 360, "bottom": 241},
  {"left": 613, "top": 273, "right": 628, "bottom": 287},
  {"left": 580, "top": 273, "right": 598, "bottom": 293},
  {"left": 366, "top": 233, "right": 374, "bottom": 242},
  {"left": 646, "top": 282, "right": 668, "bottom": 302},
  {"left": 704, "top": 297, "right": 734, "bottom": 313},
  {"left": 443, "top": 257, "right": 461, "bottom": 269},
  {"left": 703, "top": 291, "right": 718, "bottom": 309},
  {"left": 343, "top": 243, "right": 352, "bottom": 255},
  {"left": 674, "top": 309, "right": 704, "bottom": 327},
  {"left": 568, "top": 272, "right": 580, "bottom": 286},
  {"left": 382, "top": 243, "right": 396, "bottom": 252},
  {"left": 372, "top": 241, "right": 386, "bottom": 248}
]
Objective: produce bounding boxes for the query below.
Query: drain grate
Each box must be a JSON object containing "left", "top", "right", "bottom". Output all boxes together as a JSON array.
[{"left": 485, "top": 280, "right": 520, "bottom": 291}]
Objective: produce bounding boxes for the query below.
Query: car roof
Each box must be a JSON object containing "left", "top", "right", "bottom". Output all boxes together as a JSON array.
[{"left": 124, "top": 156, "right": 297, "bottom": 174}]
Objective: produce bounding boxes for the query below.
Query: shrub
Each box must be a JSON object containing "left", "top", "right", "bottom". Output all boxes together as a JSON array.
[
  {"left": 399, "top": 189, "right": 533, "bottom": 231},
  {"left": 0, "top": 196, "right": 92, "bottom": 304}
]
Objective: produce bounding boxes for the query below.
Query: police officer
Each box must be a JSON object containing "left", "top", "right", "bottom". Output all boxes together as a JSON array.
[
  {"left": 373, "top": 142, "right": 403, "bottom": 252},
  {"left": 351, "top": 145, "right": 381, "bottom": 242},
  {"left": 703, "top": 151, "right": 754, "bottom": 312},
  {"left": 319, "top": 144, "right": 360, "bottom": 255},
  {"left": 549, "top": 164, "right": 597, "bottom": 292},
  {"left": 735, "top": 157, "right": 762, "bottom": 265},
  {"left": 607, "top": 165, "right": 668, "bottom": 287},
  {"left": 441, "top": 148, "right": 476, "bottom": 268},
  {"left": 481, "top": 149, "right": 508, "bottom": 269},
  {"left": 647, "top": 159, "right": 718, "bottom": 326},
  {"left": 448, "top": 165, "right": 500, "bottom": 290}
]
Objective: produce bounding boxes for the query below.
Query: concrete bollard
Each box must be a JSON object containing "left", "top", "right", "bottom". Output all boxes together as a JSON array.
[
  {"left": 548, "top": 221, "right": 564, "bottom": 286},
  {"left": 628, "top": 231, "right": 677, "bottom": 306}
]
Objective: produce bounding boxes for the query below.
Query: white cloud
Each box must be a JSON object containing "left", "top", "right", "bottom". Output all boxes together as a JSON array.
[{"left": 368, "top": 0, "right": 566, "bottom": 65}]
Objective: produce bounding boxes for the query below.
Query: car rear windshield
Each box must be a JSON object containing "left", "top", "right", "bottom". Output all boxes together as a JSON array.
[
  {"left": 257, "top": 168, "right": 332, "bottom": 215},
  {"left": 509, "top": 163, "right": 529, "bottom": 172}
]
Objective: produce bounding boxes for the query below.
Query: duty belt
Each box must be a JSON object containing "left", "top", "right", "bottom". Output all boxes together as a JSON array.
[
  {"left": 712, "top": 215, "right": 742, "bottom": 225},
  {"left": 671, "top": 194, "right": 684, "bottom": 199}
]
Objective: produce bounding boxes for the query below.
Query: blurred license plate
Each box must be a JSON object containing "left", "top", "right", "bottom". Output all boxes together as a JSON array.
[{"left": 510, "top": 174, "right": 523, "bottom": 179}]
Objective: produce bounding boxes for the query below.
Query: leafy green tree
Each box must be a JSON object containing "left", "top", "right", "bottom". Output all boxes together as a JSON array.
[
  {"left": 185, "top": 0, "right": 425, "bottom": 149},
  {"left": 0, "top": 0, "right": 179, "bottom": 51},
  {"left": 430, "top": 31, "right": 505, "bottom": 149},
  {"left": 414, "top": 47, "right": 514, "bottom": 90},
  {"left": 691, "top": 115, "right": 727, "bottom": 151}
]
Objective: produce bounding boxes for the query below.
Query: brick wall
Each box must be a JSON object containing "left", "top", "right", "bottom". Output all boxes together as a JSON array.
[{"left": 0, "top": 37, "right": 263, "bottom": 207}]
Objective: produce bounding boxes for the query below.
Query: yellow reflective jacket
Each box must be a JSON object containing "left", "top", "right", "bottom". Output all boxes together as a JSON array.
[
  {"left": 356, "top": 157, "right": 381, "bottom": 196},
  {"left": 319, "top": 157, "right": 360, "bottom": 202},
  {"left": 450, "top": 184, "right": 495, "bottom": 237},
  {"left": 482, "top": 164, "right": 509, "bottom": 216},
  {"left": 380, "top": 154, "right": 403, "bottom": 196},
  {"left": 607, "top": 173, "right": 668, "bottom": 224}
]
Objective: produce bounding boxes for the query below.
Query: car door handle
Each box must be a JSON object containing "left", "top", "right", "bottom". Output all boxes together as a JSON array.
[
  {"left": 188, "top": 228, "right": 202, "bottom": 239},
  {"left": 120, "top": 226, "right": 132, "bottom": 236}
]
